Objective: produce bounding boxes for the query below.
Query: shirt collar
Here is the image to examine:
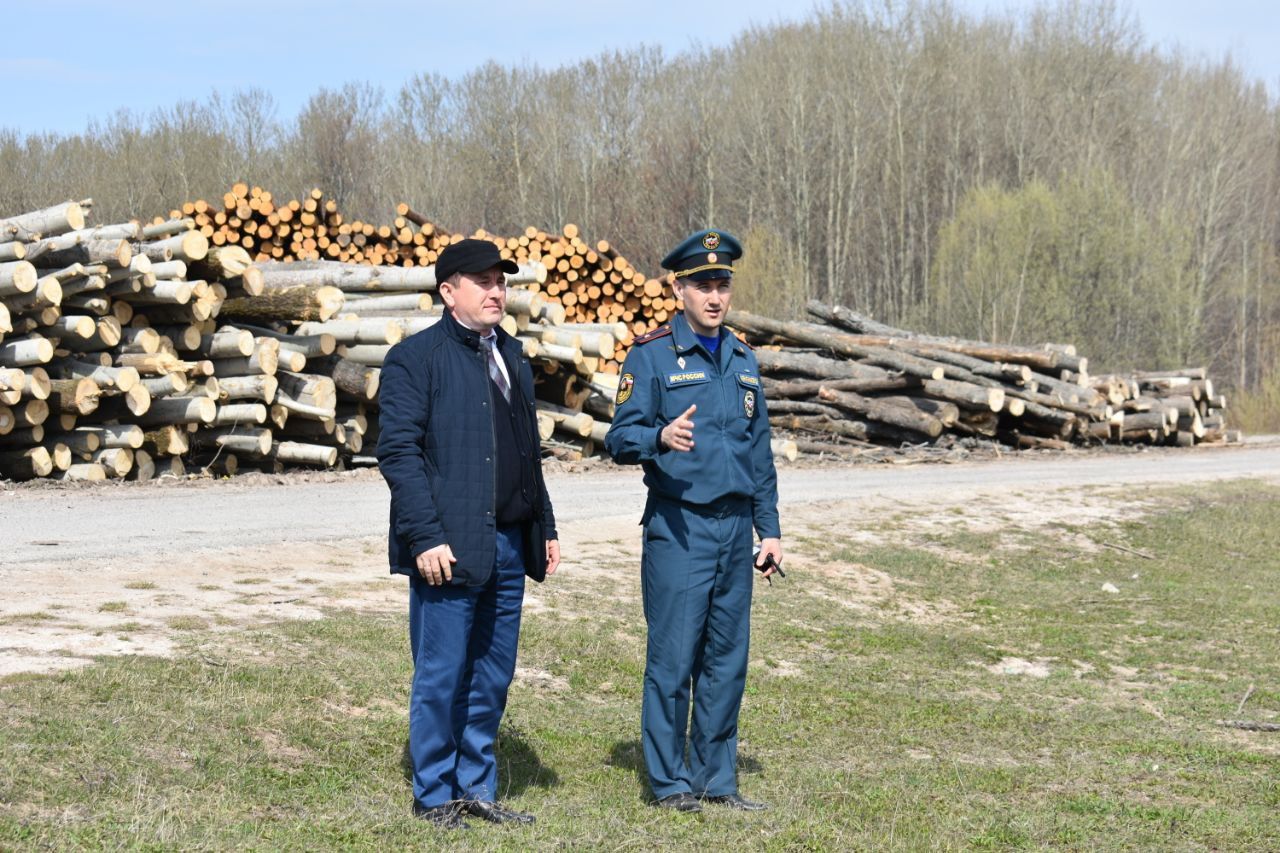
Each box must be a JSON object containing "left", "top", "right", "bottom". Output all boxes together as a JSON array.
[
  {"left": 673, "top": 311, "right": 743, "bottom": 357},
  {"left": 447, "top": 310, "right": 501, "bottom": 348}
]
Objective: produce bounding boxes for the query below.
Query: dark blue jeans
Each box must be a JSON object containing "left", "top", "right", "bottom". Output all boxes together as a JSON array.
[{"left": 408, "top": 525, "right": 527, "bottom": 808}]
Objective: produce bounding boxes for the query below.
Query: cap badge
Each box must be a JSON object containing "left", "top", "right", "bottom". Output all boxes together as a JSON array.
[
  {"left": 616, "top": 373, "right": 635, "bottom": 405},
  {"left": 702, "top": 232, "right": 721, "bottom": 250},
  {"left": 706, "top": 252, "right": 717, "bottom": 264}
]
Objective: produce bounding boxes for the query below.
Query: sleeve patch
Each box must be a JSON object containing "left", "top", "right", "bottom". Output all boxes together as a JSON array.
[{"left": 616, "top": 373, "right": 635, "bottom": 405}]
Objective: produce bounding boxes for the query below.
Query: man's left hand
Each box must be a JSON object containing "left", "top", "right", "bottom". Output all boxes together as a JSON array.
[
  {"left": 755, "top": 537, "right": 783, "bottom": 579},
  {"left": 545, "top": 539, "right": 561, "bottom": 575}
]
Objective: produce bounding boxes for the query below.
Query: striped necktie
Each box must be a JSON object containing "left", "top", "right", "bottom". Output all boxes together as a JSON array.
[{"left": 486, "top": 338, "right": 510, "bottom": 402}]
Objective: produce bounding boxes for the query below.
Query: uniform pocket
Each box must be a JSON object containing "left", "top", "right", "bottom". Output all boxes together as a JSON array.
[
  {"left": 736, "top": 373, "right": 761, "bottom": 419},
  {"left": 661, "top": 371, "right": 711, "bottom": 420}
]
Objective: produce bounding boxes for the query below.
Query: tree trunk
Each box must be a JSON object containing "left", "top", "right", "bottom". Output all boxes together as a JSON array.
[{"left": 816, "top": 387, "right": 944, "bottom": 436}]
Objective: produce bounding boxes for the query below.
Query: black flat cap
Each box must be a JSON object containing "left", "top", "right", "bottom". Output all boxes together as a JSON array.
[{"left": 436, "top": 238, "right": 519, "bottom": 283}]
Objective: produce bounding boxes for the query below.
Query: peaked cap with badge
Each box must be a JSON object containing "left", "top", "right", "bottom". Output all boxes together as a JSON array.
[{"left": 660, "top": 229, "right": 743, "bottom": 282}]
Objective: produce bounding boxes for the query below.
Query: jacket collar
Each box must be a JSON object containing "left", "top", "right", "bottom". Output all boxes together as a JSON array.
[{"left": 442, "top": 309, "right": 509, "bottom": 352}]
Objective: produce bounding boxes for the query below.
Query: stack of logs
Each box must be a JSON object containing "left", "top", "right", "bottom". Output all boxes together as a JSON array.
[
  {"left": 0, "top": 198, "right": 627, "bottom": 481},
  {"left": 730, "top": 302, "right": 1238, "bottom": 456},
  {"left": 1, "top": 194, "right": 1240, "bottom": 483},
  {"left": 176, "top": 185, "right": 677, "bottom": 369}
]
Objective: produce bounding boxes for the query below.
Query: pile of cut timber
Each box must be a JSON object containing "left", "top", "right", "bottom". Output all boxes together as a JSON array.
[
  {"left": 0, "top": 198, "right": 628, "bottom": 481},
  {"left": 730, "top": 302, "right": 1239, "bottom": 455},
  {"left": 1, "top": 194, "right": 1239, "bottom": 483},
  {"left": 176, "top": 185, "right": 677, "bottom": 369}
]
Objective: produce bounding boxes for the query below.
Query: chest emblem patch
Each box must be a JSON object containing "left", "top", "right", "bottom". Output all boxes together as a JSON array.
[
  {"left": 616, "top": 373, "right": 635, "bottom": 405},
  {"left": 744, "top": 389, "right": 756, "bottom": 418}
]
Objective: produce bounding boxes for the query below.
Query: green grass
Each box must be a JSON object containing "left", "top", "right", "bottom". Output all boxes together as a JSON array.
[{"left": 2, "top": 481, "right": 1279, "bottom": 849}]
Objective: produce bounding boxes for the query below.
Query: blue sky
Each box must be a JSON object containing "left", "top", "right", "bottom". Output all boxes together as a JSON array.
[{"left": 3, "top": 1, "right": 1276, "bottom": 136}]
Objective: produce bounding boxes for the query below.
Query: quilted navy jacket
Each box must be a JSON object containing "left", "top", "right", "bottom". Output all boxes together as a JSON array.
[{"left": 376, "top": 310, "right": 557, "bottom": 585}]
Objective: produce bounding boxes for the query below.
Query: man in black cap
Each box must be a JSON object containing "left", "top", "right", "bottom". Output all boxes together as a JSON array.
[{"left": 377, "top": 238, "right": 561, "bottom": 830}]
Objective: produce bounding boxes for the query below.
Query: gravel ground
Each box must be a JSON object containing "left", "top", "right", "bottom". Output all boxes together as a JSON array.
[{"left": 1, "top": 440, "right": 1277, "bottom": 676}]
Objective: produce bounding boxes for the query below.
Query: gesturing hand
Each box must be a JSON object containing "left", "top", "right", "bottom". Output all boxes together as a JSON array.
[
  {"left": 415, "top": 543, "right": 456, "bottom": 586},
  {"left": 661, "top": 404, "right": 697, "bottom": 452}
]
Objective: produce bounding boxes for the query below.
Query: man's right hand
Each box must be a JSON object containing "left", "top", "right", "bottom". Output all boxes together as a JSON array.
[
  {"left": 416, "top": 543, "right": 457, "bottom": 586},
  {"left": 660, "top": 404, "right": 697, "bottom": 452}
]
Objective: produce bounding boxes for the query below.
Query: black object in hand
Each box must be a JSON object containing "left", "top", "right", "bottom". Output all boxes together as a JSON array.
[{"left": 755, "top": 552, "right": 785, "bottom": 583}]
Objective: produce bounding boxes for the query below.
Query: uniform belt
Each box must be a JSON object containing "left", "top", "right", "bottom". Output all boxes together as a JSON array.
[{"left": 651, "top": 493, "right": 750, "bottom": 519}]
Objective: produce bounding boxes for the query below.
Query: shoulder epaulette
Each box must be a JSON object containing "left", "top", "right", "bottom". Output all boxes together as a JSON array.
[{"left": 633, "top": 325, "right": 672, "bottom": 345}]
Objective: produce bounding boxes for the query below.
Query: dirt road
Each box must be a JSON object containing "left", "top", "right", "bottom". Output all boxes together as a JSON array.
[{"left": 2, "top": 442, "right": 1277, "bottom": 676}]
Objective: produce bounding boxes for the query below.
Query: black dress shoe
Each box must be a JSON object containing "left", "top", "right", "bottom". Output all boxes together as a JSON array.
[
  {"left": 701, "top": 793, "right": 769, "bottom": 811},
  {"left": 654, "top": 792, "right": 703, "bottom": 813},
  {"left": 412, "top": 801, "right": 468, "bottom": 829},
  {"left": 459, "top": 800, "right": 536, "bottom": 825}
]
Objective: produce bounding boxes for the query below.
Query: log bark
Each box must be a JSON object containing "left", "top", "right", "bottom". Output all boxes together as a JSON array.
[
  {"left": 294, "top": 318, "right": 402, "bottom": 345},
  {"left": 224, "top": 324, "right": 336, "bottom": 357},
  {"left": 49, "top": 360, "right": 140, "bottom": 392},
  {"left": 213, "top": 403, "right": 268, "bottom": 426},
  {"left": 727, "top": 310, "right": 943, "bottom": 380},
  {"left": 0, "top": 336, "right": 55, "bottom": 367},
  {"left": 310, "top": 355, "right": 380, "bottom": 400},
  {"left": 133, "top": 396, "right": 216, "bottom": 426},
  {"left": 875, "top": 396, "right": 960, "bottom": 427},
  {"left": 221, "top": 285, "right": 344, "bottom": 323},
  {"left": 761, "top": 375, "right": 914, "bottom": 398},
  {"left": 211, "top": 341, "right": 279, "bottom": 377},
  {"left": 0, "top": 201, "right": 85, "bottom": 244},
  {"left": 140, "top": 231, "right": 208, "bottom": 263},
  {"left": 77, "top": 424, "right": 144, "bottom": 449},
  {"left": 90, "top": 447, "right": 133, "bottom": 478},
  {"left": 48, "top": 378, "right": 101, "bottom": 415},
  {"left": 919, "top": 378, "right": 1005, "bottom": 412},
  {"left": 192, "top": 427, "right": 272, "bottom": 456},
  {"left": 143, "top": 426, "right": 190, "bottom": 456},
  {"left": 53, "top": 463, "right": 106, "bottom": 481},
  {"left": 341, "top": 293, "right": 433, "bottom": 313},
  {"left": 31, "top": 238, "right": 132, "bottom": 269},
  {"left": 271, "top": 440, "right": 337, "bottom": 466},
  {"left": 817, "top": 387, "right": 944, "bottom": 437},
  {"left": 804, "top": 301, "right": 1079, "bottom": 372},
  {"left": 0, "top": 445, "right": 53, "bottom": 479},
  {"left": 130, "top": 449, "right": 156, "bottom": 481},
  {"left": 216, "top": 374, "right": 278, "bottom": 403}
]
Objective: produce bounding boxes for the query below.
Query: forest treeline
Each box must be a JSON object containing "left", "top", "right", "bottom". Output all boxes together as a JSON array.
[{"left": 2, "top": 1, "right": 1277, "bottom": 421}]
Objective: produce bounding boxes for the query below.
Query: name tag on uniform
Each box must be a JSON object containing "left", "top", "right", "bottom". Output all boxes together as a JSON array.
[{"left": 666, "top": 370, "right": 709, "bottom": 387}]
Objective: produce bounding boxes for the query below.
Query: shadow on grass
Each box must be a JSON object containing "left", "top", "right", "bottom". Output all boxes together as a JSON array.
[
  {"left": 399, "top": 729, "right": 562, "bottom": 799},
  {"left": 607, "top": 739, "right": 764, "bottom": 803},
  {"left": 608, "top": 739, "right": 651, "bottom": 802}
]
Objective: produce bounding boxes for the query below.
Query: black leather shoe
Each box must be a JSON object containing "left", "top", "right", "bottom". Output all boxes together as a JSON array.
[
  {"left": 701, "top": 793, "right": 769, "bottom": 811},
  {"left": 412, "top": 801, "right": 468, "bottom": 829},
  {"left": 459, "top": 800, "right": 536, "bottom": 825},
  {"left": 654, "top": 792, "right": 703, "bottom": 813}
]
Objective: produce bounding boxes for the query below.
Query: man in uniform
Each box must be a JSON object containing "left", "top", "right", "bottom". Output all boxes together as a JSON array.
[
  {"left": 604, "top": 229, "right": 782, "bottom": 813},
  {"left": 377, "top": 238, "right": 561, "bottom": 830}
]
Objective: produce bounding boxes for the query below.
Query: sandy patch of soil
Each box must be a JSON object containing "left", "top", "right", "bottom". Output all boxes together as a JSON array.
[{"left": 0, "top": 480, "right": 1201, "bottom": 678}]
